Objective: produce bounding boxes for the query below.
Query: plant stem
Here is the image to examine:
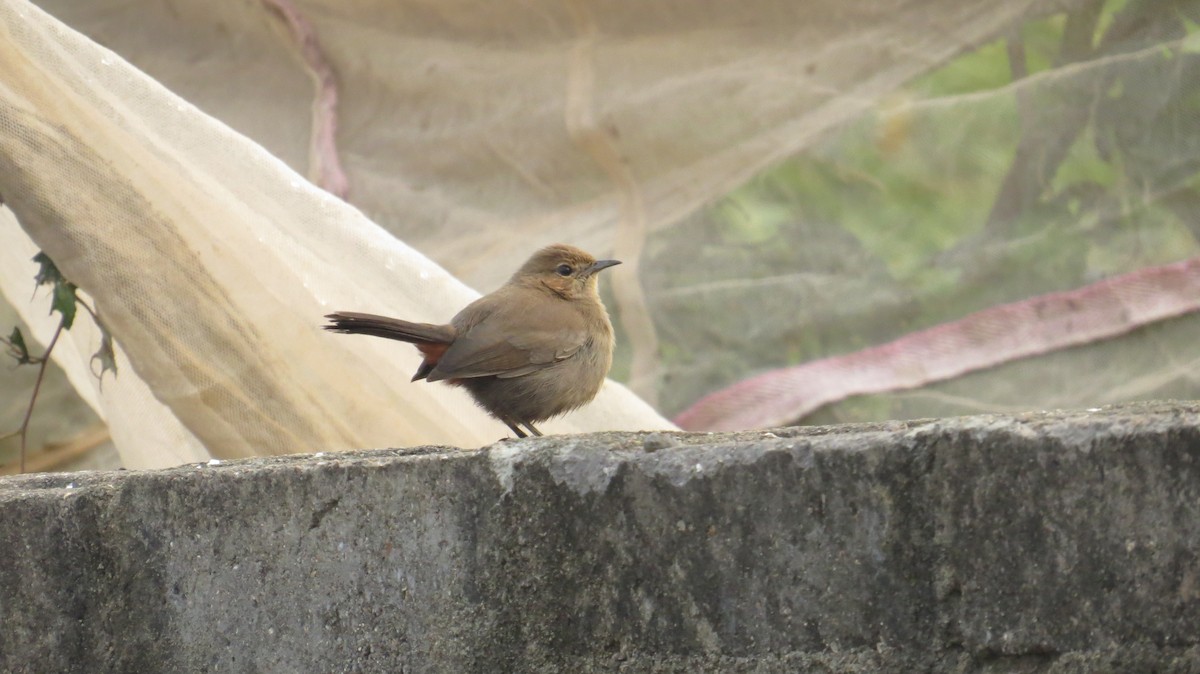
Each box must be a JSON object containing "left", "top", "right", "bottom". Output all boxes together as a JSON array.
[{"left": 18, "top": 319, "right": 64, "bottom": 473}]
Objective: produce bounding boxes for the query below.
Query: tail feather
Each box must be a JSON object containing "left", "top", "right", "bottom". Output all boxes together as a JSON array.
[{"left": 323, "top": 311, "right": 454, "bottom": 345}]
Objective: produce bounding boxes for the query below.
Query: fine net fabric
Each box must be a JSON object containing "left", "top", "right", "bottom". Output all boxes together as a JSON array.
[
  {"left": 2, "top": 0, "right": 1196, "bottom": 469},
  {"left": 0, "top": 0, "right": 671, "bottom": 468}
]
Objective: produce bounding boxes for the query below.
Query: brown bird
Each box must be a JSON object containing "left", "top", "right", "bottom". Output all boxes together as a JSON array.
[{"left": 323, "top": 244, "right": 621, "bottom": 438}]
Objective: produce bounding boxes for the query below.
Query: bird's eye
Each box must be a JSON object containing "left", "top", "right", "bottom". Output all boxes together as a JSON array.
[{"left": 555, "top": 264, "right": 573, "bottom": 277}]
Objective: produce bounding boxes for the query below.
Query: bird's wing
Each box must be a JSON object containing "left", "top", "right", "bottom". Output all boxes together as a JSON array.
[{"left": 427, "top": 291, "right": 587, "bottom": 381}]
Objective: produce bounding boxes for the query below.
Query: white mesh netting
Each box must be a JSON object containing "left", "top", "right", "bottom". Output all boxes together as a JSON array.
[{"left": 3, "top": 0, "right": 1197, "bottom": 469}]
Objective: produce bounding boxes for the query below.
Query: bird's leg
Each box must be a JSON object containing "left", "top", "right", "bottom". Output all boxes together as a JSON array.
[
  {"left": 522, "top": 422, "right": 543, "bottom": 437},
  {"left": 505, "top": 422, "right": 528, "bottom": 439}
]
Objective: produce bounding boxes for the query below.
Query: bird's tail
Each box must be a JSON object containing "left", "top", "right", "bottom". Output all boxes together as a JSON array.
[{"left": 323, "top": 311, "right": 454, "bottom": 345}]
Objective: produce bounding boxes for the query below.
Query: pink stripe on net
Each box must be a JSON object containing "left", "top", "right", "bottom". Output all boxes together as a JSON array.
[
  {"left": 674, "top": 257, "right": 1200, "bottom": 431},
  {"left": 262, "top": 0, "right": 350, "bottom": 200}
]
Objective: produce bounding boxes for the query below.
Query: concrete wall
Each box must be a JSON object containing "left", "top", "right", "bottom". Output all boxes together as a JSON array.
[{"left": 2, "top": 403, "right": 1199, "bottom": 672}]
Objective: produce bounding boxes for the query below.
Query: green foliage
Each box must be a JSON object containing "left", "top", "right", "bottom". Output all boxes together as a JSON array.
[
  {"left": 4, "top": 251, "right": 120, "bottom": 472},
  {"left": 709, "top": 0, "right": 1200, "bottom": 302},
  {"left": 91, "top": 331, "right": 118, "bottom": 384},
  {"left": 10, "top": 251, "right": 118, "bottom": 381},
  {"left": 657, "top": 0, "right": 1200, "bottom": 418},
  {"left": 2, "top": 327, "right": 37, "bottom": 366},
  {"left": 33, "top": 252, "right": 77, "bottom": 330}
]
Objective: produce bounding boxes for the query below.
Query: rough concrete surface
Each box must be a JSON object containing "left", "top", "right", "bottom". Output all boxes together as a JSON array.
[{"left": 2, "top": 402, "right": 1199, "bottom": 673}]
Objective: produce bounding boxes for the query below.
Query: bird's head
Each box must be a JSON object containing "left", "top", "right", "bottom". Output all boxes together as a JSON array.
[{"left": 511, "top": 244, "right": 621, "bottom": 300}]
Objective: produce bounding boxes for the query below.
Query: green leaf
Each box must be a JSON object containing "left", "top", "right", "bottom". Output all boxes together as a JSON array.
[
  {"left": 51, "top": 280, "right": 77, "bottom": 330},
  {"left": 33, "top": 252, "right": 78, "bottom": 329},
  {"left": 91, "top": 330, "right": 118, "bottom": 386},
  {"left": 32, "top": 251, "right": 64, "bottom": 287},
  {"left": 3, "top": 326, "right": 36, "bottom": 365}
]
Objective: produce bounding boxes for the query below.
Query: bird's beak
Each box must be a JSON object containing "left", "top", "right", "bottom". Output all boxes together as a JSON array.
[{"left": 584, "top": 259, "right": 621, "bottom": 278}]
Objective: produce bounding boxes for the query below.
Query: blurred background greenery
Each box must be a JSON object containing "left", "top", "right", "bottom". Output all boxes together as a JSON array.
[{"left": 643, "top": 0, "right": 1200, "bottom": 422}]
